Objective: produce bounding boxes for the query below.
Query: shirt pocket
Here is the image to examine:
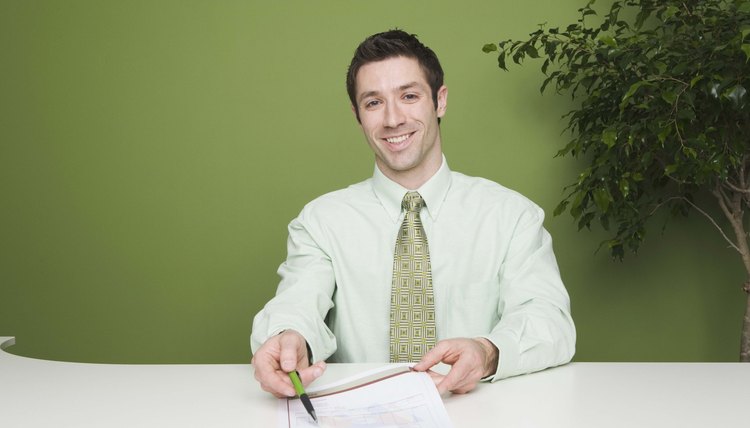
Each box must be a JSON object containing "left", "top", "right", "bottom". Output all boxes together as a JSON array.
[{"left": 443, "top": 279, "right": 501, "bottom": 338}]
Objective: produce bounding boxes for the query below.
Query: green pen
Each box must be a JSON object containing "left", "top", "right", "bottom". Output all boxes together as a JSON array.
[{"left": 289, "top": 370, "right": 318, "bottom": 423}]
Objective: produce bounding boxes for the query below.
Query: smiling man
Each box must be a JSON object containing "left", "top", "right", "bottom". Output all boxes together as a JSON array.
[{"left": 250, "top": 30, "right": 575, "bottom": 398}]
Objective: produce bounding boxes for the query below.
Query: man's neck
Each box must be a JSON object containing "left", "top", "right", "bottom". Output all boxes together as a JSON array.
[{"left": 376, "top": 155, "right": 444, "bottom": 190}]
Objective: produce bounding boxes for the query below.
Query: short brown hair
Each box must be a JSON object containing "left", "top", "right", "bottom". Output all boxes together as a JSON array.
[{"left": 346, "top": 29, "right": 444, "bottom": 122}]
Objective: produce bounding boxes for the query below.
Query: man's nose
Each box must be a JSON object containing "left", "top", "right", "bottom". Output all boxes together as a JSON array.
[{"left": 383, "top": 102, "right": 406, "bottom": 128}]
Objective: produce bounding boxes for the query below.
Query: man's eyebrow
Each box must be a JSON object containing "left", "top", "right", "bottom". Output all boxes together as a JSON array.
[
  {"left": 357, "top": 82, "right": 423, "bottom": 103},
  {"left": 358, "top": 90, "right": 380, "bottom": 103},
  {"left": 398, "top": 82, "right": 420, "bottom": 91}
]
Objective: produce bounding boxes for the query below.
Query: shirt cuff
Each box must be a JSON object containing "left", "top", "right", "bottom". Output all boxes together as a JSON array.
[{"left": 480, "top": 331, "right": 521, "bottom": 382}]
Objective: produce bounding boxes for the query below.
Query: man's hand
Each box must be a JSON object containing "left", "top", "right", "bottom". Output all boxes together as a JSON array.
[
  {"left": 412, "top": 337, "right": 499, "bottom": 394},
  {"left": 251, "top": 330, "right": 326, "bottom": 398}
]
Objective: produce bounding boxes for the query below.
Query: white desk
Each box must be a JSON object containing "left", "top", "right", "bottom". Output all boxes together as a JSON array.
[{"left": 1, "top": 336, "right": 747, "bottom": 427}]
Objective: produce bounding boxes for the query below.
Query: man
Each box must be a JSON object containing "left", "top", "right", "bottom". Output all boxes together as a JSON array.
[{"left": 251, "top": 29, "right": 575, "bottom": 398}]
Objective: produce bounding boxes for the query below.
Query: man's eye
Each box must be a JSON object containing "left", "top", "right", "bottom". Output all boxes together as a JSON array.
[
  {"left": 403, "top": 93, "right": 419, "bottom": 101},
  {"left": 364, "top": 100, "right": 380, "bottom": 108}
]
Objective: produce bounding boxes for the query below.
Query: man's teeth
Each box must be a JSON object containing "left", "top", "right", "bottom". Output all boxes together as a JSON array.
[{"left": 386, "top": 134, "right": 410, "bottom": 144}]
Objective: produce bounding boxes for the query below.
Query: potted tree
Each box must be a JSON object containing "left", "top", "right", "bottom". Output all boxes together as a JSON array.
[{"left": 483, "top": 0, "right": 750, "bottom": 360}]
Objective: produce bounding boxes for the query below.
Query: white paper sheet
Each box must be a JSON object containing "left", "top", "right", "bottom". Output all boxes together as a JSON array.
[{"left": 278, "top": 365, "right": 454, "bottom": 428}]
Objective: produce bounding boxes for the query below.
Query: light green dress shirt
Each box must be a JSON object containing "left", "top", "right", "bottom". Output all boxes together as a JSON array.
[{"left": 251, "top": 157, "right": 575, "bottom": 381}]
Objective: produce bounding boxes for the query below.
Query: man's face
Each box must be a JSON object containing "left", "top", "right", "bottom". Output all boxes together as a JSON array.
[{"left": 353, "top": 56, "right": 447, "bottom": 187}]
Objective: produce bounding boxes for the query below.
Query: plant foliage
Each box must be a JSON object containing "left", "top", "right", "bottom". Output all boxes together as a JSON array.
[{"left": 485, "top": 0, "right": 750, "bottom": 261}]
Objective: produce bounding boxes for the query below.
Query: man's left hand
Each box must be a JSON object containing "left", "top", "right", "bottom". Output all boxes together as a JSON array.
[{"left": 412, "top": 338, "right": 499, "bottom": 394}]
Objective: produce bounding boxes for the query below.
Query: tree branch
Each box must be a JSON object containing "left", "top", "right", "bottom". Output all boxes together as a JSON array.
[
  {"left": 715, "top": 183, "right": 736, "bottom": 212},
  {"left": 723, "top": 180, "right": 750, "bottom": 195},
  {"left": 682, "top": 195, "right": 741, "bottom": 253},
  {"left": 650, "top": 196, "right": 741, "bottom": 253}
]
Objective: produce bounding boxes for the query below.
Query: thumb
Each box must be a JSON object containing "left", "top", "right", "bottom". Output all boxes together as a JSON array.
[{"left": 279, "top": 331, "right": 305, "bottom": 372}]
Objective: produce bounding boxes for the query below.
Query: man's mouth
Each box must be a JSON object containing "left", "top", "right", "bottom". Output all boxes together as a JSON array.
[{"left": 383, "top": 131, "right": 415, "bottom": 146}]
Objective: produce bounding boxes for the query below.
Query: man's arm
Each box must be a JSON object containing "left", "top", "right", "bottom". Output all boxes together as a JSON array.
[
  {"left": 415, "top": 205, "right": 575, "bottom": 392},
  {"left": 481, "top": 205, "right": 575, "bottom": 380},
  {"left": 250, "top": 211, "right": 339, "bottom": 394}
]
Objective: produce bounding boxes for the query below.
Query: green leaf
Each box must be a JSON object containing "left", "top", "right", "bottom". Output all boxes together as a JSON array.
[
  {"left": 690, "top": 75, "right": 703, "bottom": 88},
  {"left": 658, "top": 126, "right": 672, "bottom": 143},
  {"left": 654, "top": 61, "right": 668, "bottom": 75},
  {"left": 682, "top": 147, "right": 697, "bottom": 159},
  {"left": 525, "top": 44, "right": 540, "bottom": 58},
  {"left": 600, "top": 214, "right": 610, "bottom": 231},
  {"left": 742, "top": 44, "right": 750, "bottom": 61},
  {"left": 577, "top": 167, "right": 592, "bottom": 185},
  {"left": 672, "top": 62, "right": 689, "bottom": 75},
  {"left": 482, "top": 43, "right": 498, "bottom": 53},
  {"left": 553, "top": 200, "right": 569, "bottom": 216},
  {"left": 497, "top": 52, "right": 507, "bottom": 71},
  {"left": 620, "top": 81, "right": 650, "bottom": 111},
  {"left": 593, "top": 188, "right": 611, "bottom": 212},
  {"left": 664, "top": 164, "right": 678, "bottom": 175},
  {"left": 663, "top": 6, "right": 679, "bottom": 20},
  {"left": 570, "top": 191, "right": 586, "bottom": 218},
  {"left": 582, "top": 8, "right": 597, "bottom": 18},
  {"left": 602, "top": 128, "right": 617, "bottom": 148},
  {"left": 661, "top": 91, "right": 677, "bottom": 105},
  {"left": 619, "top": 179, "right": 630, "bottom": 198},
  {"left": 677, "top": 108, "right": 696, "bottom": 121},
  {"left": 599, "top": 35, "right": 617, "bottom": 48},
  {"left": 578, "top": 212, "right": 596, "bottom": 230}
]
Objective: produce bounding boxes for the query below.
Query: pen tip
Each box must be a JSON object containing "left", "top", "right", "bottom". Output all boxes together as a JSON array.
[{"left": 312, "top": 411, "right": 318, "bottom": 423}]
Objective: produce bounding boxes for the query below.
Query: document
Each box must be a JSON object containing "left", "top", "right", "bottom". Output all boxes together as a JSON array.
[{"left": 278, "top": 365, "right": 454, "bottom": 428}]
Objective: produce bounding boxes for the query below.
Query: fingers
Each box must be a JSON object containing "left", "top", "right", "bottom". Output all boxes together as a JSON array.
[
  {"left": 435, "top": 358, "right": 481, "bottom": 394},
  {"left": 253, "top": 353, "right": 296, "bottom": 398},
  {"left": 413, "top": 338, "right": 489, "bottom": 395},
  {"left": 252, "top": 330, "right": 311, "bottom": 398},
  {"left": 412, "top": 342, "right": 450, "bottom": 372},
  {"left": 424, "top": 369, "right": 445, "bottom": 386},
  {"left": 298, "top": 361, "right": 327, "bottom": 385},
  {"left": 257, "top": 361, "right": 325, "bottom": 398}
]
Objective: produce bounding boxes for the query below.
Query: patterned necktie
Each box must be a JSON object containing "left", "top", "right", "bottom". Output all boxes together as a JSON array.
[{"left": 389, "top": 191, "right": 437, "bottom": 362}]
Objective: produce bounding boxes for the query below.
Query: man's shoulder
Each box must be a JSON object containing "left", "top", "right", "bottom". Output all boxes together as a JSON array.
[
  {"left": 299, "top": 178, "right": 376, "bottom": 214},
  {"left": 451, "top": 171, "right": 536, "bottom": 204},
  {"left": 449, "top": 170, "right": 545, "bottom": 220}
]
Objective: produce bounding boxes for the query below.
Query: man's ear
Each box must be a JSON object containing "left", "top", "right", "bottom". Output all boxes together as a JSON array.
[{"left": 436, "top": 85, "right": 448, "bottom": 118}]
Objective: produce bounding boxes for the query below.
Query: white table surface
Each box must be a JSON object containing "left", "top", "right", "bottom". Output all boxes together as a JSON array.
[{"left": 1, "top": 336, "right": 748, "bottom": 427}]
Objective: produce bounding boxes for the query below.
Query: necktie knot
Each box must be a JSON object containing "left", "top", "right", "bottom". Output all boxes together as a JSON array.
[{"left": 402, "top": 191, "right": 425, "bottom": 213}]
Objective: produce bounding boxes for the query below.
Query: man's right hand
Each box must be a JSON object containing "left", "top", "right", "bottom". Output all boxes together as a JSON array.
[{"left": 251, "top": 329, "right": 326, "bottom": 398}]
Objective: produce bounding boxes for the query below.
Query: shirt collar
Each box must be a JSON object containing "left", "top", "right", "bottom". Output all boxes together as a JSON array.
[{"left": 371, "top": 155, "right": 452, "bottom": 223}]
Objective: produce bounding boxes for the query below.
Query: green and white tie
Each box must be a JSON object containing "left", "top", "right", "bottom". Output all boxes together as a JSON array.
[{"left": 389, "top": 191, "right": 437, "bottom": 362}]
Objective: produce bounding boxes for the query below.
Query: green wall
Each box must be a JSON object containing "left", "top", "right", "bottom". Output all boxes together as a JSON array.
[{"left": 1, "top": 0, "right": 745, "bottom": 363}]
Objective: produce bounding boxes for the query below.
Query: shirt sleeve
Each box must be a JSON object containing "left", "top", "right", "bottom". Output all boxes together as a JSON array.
[
  {"left": 480, "top": 204, "right": 576, "bottom": 381},
  {"left": 250, "top": 209, "right": 338, "bottom": 362}
]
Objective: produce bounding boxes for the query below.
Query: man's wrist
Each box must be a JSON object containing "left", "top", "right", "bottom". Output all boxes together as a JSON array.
[{"left": 474, "top": 337, "right": 499, "bottom": 378}]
